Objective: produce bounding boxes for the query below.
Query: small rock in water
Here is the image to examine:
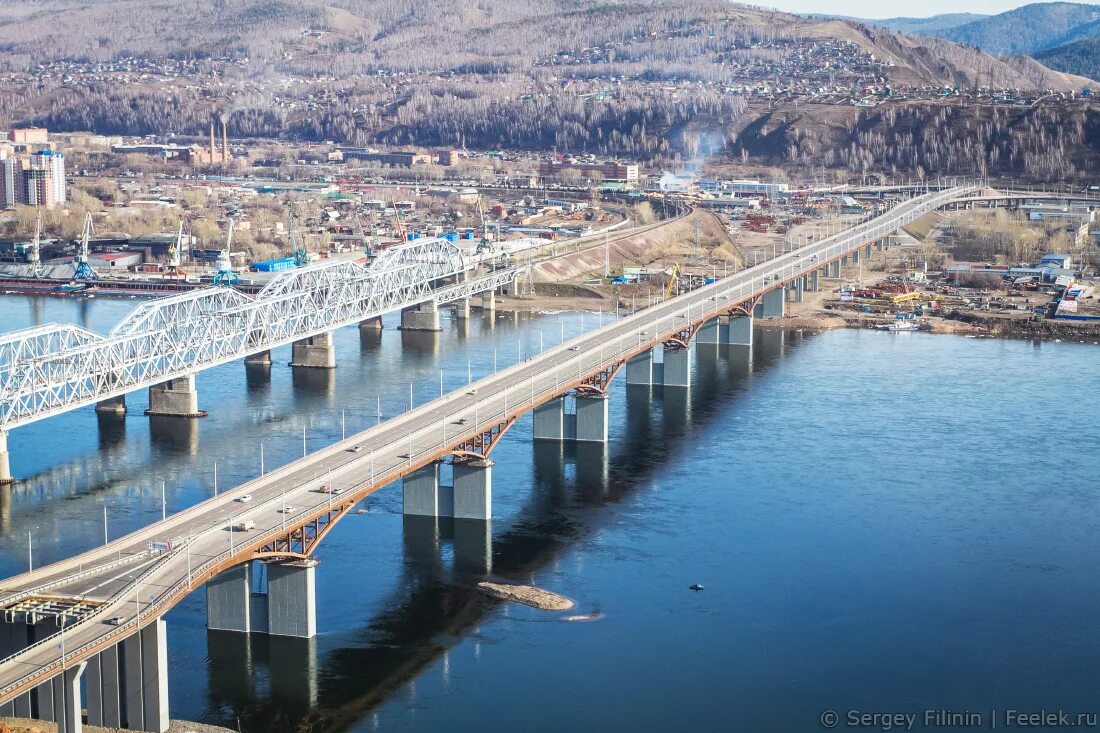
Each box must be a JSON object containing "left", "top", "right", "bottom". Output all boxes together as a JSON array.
[
  {"left": 478, "top": 581, "right": 574, "bottom": 611},
  {"left": 690, "top": 583, "right": 704, "bottom": 591}
]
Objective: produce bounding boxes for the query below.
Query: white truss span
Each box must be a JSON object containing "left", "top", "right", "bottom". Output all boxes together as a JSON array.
[{"left": 0, "top": 238, "right": 520, "bottom": 430}]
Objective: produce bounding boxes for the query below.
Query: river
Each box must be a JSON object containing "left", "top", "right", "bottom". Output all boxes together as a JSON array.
[{"left": 1, "top": 295, "right": 1098, "bottom": 732}]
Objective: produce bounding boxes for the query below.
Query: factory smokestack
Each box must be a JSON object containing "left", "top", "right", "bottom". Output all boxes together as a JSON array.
[
  {"left": 209, "top": 122, "right": 216, "bottom": 165},
  {"left": 221, "top": 119, "right": 229, "bottom": 163}
]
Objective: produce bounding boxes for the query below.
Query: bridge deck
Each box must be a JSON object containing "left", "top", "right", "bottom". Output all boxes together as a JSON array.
[{"left": 0, "top": 186, "right": 976, "bottom": 703}]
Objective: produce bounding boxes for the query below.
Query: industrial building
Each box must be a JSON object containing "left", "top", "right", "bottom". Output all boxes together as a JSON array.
[
  {"left": 341, "top": 149, "right": 432, "bottom": 167},
  {"left": 538, "top": 160, "right": 639, "bottom": 186}
]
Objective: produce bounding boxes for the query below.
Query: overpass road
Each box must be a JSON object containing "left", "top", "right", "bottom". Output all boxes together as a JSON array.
[{"left": 0, "top": 184, "right": 978, "bottom": 724}]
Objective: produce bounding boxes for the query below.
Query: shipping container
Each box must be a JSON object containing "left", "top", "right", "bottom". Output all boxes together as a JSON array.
[{"left": 250, "top": 257, "right": 297, "bottom": 272}]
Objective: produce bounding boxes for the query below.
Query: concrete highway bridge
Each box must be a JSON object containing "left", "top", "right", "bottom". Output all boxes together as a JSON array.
[{"left": 0, "top": 185, "right": 978, "bottom": 732}]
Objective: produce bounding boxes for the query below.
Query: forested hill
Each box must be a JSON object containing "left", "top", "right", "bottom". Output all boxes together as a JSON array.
[{"left": 0, "top": 0, "right": 1094, "bottom": 180}]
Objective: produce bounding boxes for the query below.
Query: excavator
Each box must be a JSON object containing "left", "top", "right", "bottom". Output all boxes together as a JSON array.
[{"left": 664, "top": 262, "right": 682, "bottom": 300}]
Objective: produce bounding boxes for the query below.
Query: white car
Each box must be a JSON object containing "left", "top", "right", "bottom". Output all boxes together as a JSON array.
[
  {"left": 279, "top": 506, "right": 295, "bottom": 513},
  {"left": 347, "top": 445, "right": 363, "bottom": 453},
  {"left": 236, "top": 494, "right": 253, "bottom": 503}
]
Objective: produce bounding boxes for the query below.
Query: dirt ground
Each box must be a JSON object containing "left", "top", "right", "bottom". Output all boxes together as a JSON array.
[{"left": 0, "top": 720, "right": 234, "bottom": 733}]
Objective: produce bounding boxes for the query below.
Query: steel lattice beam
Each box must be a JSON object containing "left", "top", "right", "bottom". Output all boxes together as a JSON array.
[{"left": 0, "top": 238, "right": 521, "bottom": 430}]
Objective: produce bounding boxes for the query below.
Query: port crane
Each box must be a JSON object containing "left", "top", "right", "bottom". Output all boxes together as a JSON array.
[
  {"left": 164, "top": 220, "right": 187, "bottom": 279},
  {"left": 74, "top": 213, "right": 98, "bottom": 280},
  {"left": 213, "top": 218, "right": 239, "bottom": 286}
]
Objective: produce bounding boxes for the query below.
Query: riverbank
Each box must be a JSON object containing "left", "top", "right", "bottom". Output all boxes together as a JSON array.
[{"left": 0, "top": 719, "right": 235, "bottom": 733}]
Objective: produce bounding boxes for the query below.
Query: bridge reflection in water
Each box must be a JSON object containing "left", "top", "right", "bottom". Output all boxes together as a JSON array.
[{"left": 192, "top": 327, "right": 799, "bottom": 732}]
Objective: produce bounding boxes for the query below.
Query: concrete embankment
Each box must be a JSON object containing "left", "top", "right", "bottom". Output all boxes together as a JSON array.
[{"left": 0, "top": 718, "right": 236, "bottom": 733}]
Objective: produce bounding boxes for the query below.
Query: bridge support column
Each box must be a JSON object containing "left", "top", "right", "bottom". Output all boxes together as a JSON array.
[
  {"left": 86, "top": 644, "right": 122, "bottom": 728},
  {"left": 794, "top": 277, "right": 805, "bottom": 303},
  {"left": 480, "top": 289, "right": 496, "bottom": 314},
  {"left": 697, "top": 318, "right": 720, "bottom": 344},
  {"left": 0, "top": 430, "right": 11, "bottom": 485},
  {"left": 840, "top": 255, "right": 848, "bottom": 268},
  {"left": 759, "top": 288, "right": 786, "bottom": 318},
  {"left": 244, "top": 350, "right": 272, "bottom": 366},
  {"left": 533, "top": 397, "right": 565, "bottom": 440},
  {"left": 358, "top": 316, "right": 383, "bottom": 332},
  {"left": 453, "top": 458, "right": 492, "bottom": 520},
  {"left": 575, "top": 393, "right": 610, "bottom": 442},
  {"left": 289, "top": 332, "right": 336, "bottom": 369},
  {"left": 267, "top": 559, "right": 318, "bottom": 639},
  {"left": 403, "top": 460, "right": 443, "bottom": 516},
  {"left": 95, "top": 395, "right": 127, "bottom": 416},
  {"left": 207, "top": 563, "right": 253, "bottom": 633},
  {"left": 119, "top": 618, "right": 169, "bottom": 732},
  {"left": 401, "top": 301, "right": 442, "bottom": 331},
  {"left": 865, "top": 244, "right": 873, "bottom": 258},
  {"left": 876, "top": 240, "right": 885, "bottom": 252},
  {"left": 810, "top": 270, "right": 820, "bottom": 292},
  {"left": 453, "top": 298, "right": 472, "bottom": 319},
  {"left": 626, "top": 349, "right": 655, "bottom": 386},
  {"left": 852, "top": 249, "right": 861, "bottom": 265},
  {"left": 830, "top": 260, "right": 841, "bottom": 278},
  {"left": 146, "top": 375, "right": 206, "bottom": 418},
  {"left": 663, "top": 347, "right": 691, "bottom": 388}
]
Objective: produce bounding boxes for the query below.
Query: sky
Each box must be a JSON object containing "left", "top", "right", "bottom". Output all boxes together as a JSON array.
[{"left": 759, "top": 0, "right": 1064, "bottom": 18}]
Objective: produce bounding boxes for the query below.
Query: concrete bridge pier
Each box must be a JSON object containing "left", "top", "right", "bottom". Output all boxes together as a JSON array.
[
  {"left": 852, "top": 249, "right": 861, "bottom": 265},
  {"left": 266, "top": 559, "right": 318, "bottom": 638},
  {"left": 0, "top": 429, "right": 11, "bottom": 485},
  {"left": 403, "top": 460, "right": 444, "bottom": 516},
  {"left": 95, "top": 395, "right": 128, "bottom": 417},
  {"left": 756, "top": 288, "right": 786, "bottom": 319},
  {"left": 810, "top": 269, "right": 820, "bottom": 292},
  {"left": 876, "top": 240, "right": 886, "bottom": 252},
  {"left": 532, "top": 394, "right": 609, "bottom": 442},
  {"left": 794, "top": 277, "right": 805, "bottom": 303},
  {"left": 830, "top": 260, "right": 841, "bottom": 278},
  {"left": 625, "top": 350, "right": 656, "bottom": 386},
  {"left": 145, "top": 375, "right": 206, "bottom": 418},
  {"left": 85, "top": 644, "right": 122, "bottom": 728},
  {"left": 244, "top": 350, "right": 272, "bottom": 367},
  {"left": 479, "top": 289, "right": 496, "bottom": 314},
  {"left": 697, "top": 317, "right": 720, "bottom": 344},
  {"left": 289, "top": 332, "right": 336, "bottom": 369},
  {"left": 727, "top": 315, "right": 753, "bottom": 346},
  {"left": 401, "top": 301, "right": 442, "bottom": 331},
  {"left": 358, "top": 316, "right": 383, "bottom": 332},
  {"left": 453, "top": 458, "right": 492, "bottom": 520},
  {"left": 865, "top": 244, "right": 873, "bottom": 258},
  {"left": 452, "top": 298, "right": 472, "bottom": 320},
  {"left": 663, "top": 347, "right": 692, "bottom": 388},
  {"left": 207, "top": 563, "right": 254, "bottom": 633}
]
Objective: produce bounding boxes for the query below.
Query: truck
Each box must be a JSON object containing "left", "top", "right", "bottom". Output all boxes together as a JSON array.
[{"left": 234, "top": 519, "right": 256, "bottom": 532}]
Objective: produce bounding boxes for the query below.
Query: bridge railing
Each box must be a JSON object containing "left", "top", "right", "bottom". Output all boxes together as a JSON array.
[{"left": 0, "top": 186, "right": 974, "bottom": 703}]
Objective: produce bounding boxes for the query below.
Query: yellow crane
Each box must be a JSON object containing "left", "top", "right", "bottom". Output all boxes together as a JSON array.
[{"left": 665, "top": 262, "right": 682, "bottom": 300}]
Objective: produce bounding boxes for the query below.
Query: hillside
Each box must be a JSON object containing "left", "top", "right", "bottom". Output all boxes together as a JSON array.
[
  {"left": 940, "top": 2, "right": 1100, "bottom": 56},
  {"left": 841, "top": 13, "right": 987, "bottom": 34},
  {"left": 0, "top": 0, "right": 1094, "bottom": 180},
  {"left": 1034, "top": 37, "right": 1100, "bottom": 80}
]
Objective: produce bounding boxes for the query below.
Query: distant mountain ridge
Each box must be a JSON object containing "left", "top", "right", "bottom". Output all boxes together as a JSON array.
[{"left": 830, "top": 2, "right": 1100, "bottom": 81}]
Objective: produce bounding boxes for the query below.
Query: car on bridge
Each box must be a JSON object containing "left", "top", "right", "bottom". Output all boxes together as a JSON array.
[{"left": 236, "top": 494, "right": 253, "bottom": 503}]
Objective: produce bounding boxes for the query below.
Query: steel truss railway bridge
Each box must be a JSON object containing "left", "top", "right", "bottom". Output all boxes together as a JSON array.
[
  {"left": 0, "top": 185, "right": 980, "bottom": 732},
  {"left": 0, "top": 237, "right": 523, "bottom": 482}
]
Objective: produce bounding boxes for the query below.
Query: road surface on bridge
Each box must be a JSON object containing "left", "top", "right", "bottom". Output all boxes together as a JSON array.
[{"left": 0, "top": 184, "right": 975, "bottom": 703}]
